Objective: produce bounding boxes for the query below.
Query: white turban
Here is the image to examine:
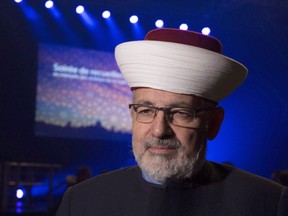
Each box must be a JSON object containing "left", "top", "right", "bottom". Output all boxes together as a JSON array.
[{"left": 115, "top": 28, "right": 247, "bottom": 102}]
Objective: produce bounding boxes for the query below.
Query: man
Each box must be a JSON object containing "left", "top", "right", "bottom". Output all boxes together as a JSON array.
[{"left": 56, "top": 28, "right": 288, "bottom": 216}]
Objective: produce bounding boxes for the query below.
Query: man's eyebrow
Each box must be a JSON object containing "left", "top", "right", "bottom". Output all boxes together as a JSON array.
[
  {"left": 133, "top": 100, "right": 154, "bottom": 105},
  {"left": 133, "top": 100, "right": 193, "bottom": 108},
  {"left": 168, "top": 102, "right": 193, "bottom": 108}
]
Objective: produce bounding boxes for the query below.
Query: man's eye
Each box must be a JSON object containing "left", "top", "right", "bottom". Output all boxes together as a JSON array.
[
  {"left": 172, "top": 109, "right": 193, "bottom": 118},
  {"left": 138, "top": 107, "right": 154, "bottom": 115}
]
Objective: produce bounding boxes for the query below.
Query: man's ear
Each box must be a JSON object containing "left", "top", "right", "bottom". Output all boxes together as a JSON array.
[{"left": 207, "top": 107, "right": 224, "bottom": 140}]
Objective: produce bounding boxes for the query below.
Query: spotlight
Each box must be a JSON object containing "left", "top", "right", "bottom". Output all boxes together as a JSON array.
[
  {"left": 102, "top": 10, "right": 111, "bottom": 19},
  {"left": 76, "top": 5, "right": 84, "bottom": 14},
  {"left": 179, "top": 23, "right": 188, "bottom": 30},
  {"left": 201, "top": 27, "right": 211, "bottom": 35},
  {"left": 14, "top": 0, "right": 22, "bottom": 3},
  {"left": 155, "top": 19, "right": 164, "bottom": 28},
  {"left": 45, "top": 0, "right": 54, "bottom": 9},
  {"left": 129, "top": 15, "right": 138, "bottom": 24},
  {"left": 16, "top": 189, "right": 24, "bottom": 199}
]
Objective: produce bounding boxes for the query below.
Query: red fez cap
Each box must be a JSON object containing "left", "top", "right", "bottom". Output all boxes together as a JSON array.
[{"left": 145, "top": 28, "right": 223, "bottom": 54}]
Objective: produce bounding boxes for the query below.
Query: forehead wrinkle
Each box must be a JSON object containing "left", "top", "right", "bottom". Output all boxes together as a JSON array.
[
  {"left": 134, "top": 99, "right": 154, "bottom": 105},
  {"left": 133, "top": 99, "right": 195, "bottom": 108},
  {"left": 132, "top": 90, "right": 198, "bottom": 107}
]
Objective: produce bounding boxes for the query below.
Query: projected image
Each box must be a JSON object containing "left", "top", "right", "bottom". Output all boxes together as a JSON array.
[{"left": 35, "top": 44, "right": 132, "bottom": 140}]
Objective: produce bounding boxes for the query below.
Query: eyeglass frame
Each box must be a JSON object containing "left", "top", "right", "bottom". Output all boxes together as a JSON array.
[{"left": 128, "top": 103, "right": 213, "bottom": 127}]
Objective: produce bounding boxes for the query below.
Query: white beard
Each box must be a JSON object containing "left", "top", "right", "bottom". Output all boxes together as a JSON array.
[{"left": 133, "top": 137, "right": 206, "bottom": 184}]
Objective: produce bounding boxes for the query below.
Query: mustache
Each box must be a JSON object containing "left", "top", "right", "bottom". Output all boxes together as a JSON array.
[{"left": 143, "top": 138, "right": 181, "bottom": 149}]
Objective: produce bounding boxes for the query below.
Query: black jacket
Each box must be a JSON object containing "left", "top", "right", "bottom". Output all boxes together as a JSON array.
[{"left": 56, "top": 162, "right": 288, "bottom": 216}]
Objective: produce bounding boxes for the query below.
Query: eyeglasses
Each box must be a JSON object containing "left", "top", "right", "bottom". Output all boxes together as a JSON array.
[{"left": 129, "top": 103, "right": 212, "bottom": 128}]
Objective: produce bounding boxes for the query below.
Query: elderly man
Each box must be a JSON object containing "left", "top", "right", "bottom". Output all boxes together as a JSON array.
[{"left": 56, "top": 28, "right": 288, "bottom": 216}]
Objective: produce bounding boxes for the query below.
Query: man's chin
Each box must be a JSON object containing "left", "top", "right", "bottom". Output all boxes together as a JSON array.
[
  {"left": 138, "top": 154, "right": 179, "bottom": 182},
  {"left": 137, "top": 152, "right": 206, "bottom": 183},
  {"left": 147, "top": 147, "right": 177, "bottom": 158}
]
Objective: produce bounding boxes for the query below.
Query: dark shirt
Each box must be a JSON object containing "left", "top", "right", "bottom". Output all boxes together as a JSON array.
[{"left": 56, "top": 161, "right": 288, "bottom": 216}]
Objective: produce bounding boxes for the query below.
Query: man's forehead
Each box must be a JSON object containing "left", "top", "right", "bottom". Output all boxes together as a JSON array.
[
  {"left": 132, "top": 87, "right": 194, "bottom": 98},
  {"left": 133, "top": 88, "right": 203, "bottom": 105},
  {"left": 132, "top": 87, "right": 217, "bottom": 108}
]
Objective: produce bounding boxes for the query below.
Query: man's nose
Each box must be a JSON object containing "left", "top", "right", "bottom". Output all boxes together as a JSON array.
[{"left": 150, "top": 111, "right": 173, "bottom": 138}]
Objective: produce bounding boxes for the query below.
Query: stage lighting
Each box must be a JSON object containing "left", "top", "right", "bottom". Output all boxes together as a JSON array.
[
  {"left": 179, "top": 23, "right": 188, "bottom": 30},
  {"left": 76, "top": 5, "right": 84, "bottom": 14},
  {"left": 16, "top": 189, "right": 24, "bottom": 199},
  {"left": 14, "top": 0, "right": 22, "bottom": 3},
  {"left": 102, "top": 10, "right": 111, "bottom": 19},
  {"left": 155, "top": 19, "right": 164, "bottom": 28},
  {"left": 129, "top": 15, "right": 138, "bottom": 24},
  {"left": 45, "top": 0, "right": 53, "bottom": 9},
  {"left": 202, "top": 27, "right": 211, "bottom": 35}
]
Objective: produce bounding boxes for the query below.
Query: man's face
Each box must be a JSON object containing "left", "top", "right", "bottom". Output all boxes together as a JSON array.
[{"left": 131, "top": 88, "right": 210, "bottom": 183}]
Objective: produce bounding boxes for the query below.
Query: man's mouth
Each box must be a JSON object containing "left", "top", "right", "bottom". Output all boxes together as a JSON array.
[{"left": 148, "top": 146, "right": 177, "bottom": 154}]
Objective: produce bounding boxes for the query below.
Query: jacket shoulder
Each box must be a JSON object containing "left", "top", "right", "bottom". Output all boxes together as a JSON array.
[{"left": 70, "top": 166, "right": 140, "bottom": 193}]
